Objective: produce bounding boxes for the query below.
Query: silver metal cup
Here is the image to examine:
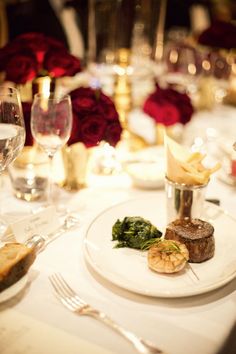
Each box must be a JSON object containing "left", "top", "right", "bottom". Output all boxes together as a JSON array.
[{"left": 165, "top": 176, "right": 208, "bottom": 223}]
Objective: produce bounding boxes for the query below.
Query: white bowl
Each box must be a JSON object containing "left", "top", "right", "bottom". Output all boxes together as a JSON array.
[{"left": 125, "top": 161, "right": 165, "bottom": 189}]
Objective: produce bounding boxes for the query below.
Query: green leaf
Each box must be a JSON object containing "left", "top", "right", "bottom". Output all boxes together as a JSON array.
[{"left": 111, "top": 216, "right": 162, "bottom": 250}]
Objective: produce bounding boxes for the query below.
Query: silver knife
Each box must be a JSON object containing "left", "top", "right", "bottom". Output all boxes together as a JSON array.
[{"left": 25, "top": 214, "right": 80, "bottom": 253}]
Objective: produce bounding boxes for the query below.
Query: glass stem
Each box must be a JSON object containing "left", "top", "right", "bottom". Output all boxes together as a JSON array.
[
  {"left": 0, "top": 173, "right": 7, "bottom": 235},
  {"left": 47, "top": 154, "right": 54, "bottom": 205}
]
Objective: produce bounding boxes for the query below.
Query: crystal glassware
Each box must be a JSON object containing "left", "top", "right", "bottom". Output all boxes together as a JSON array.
[
  {"left": 30, "top": 93, "right": 72, "bottom": 204},
  {"left": 0, "top": 86, "right": 26, "bottom": 232}
]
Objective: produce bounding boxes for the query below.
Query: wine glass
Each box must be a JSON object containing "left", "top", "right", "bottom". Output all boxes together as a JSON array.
[
  {"left": 0, "top": 86, "right": 26, "bottom": 232},
  {"left": 30, "top": 92, "right": 72, "bottom": 204}
]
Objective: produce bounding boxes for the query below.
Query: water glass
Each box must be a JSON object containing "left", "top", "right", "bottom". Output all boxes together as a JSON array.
[
  {"left": 8, "top": 146, "right": 49, "bottom": 201},
  {"left": 30, "top": 93, "right": 72, "bottom": 203}
]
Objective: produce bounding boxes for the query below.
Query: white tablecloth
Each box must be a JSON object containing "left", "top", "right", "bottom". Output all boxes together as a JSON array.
[{"left": 0, "top": 105, "right": 236, "bottom": 354}]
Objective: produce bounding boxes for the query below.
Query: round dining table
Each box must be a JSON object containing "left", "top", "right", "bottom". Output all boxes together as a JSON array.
[{"left": 0, "top": 104, "right": 236, "bottom": 354}]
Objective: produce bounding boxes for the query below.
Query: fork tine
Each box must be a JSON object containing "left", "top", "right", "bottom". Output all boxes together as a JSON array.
[
  {"left": 49, "top": 274, "right": 77, "bottom": 311},
  {"left": 49, "top": 273, "right": 86, "bottom": 308},
  {"left": 53, "top": 273, "right": 85, "bottom": 306},
  {"left": 55, "top": 273, "right": 77, "bottom": 297}
]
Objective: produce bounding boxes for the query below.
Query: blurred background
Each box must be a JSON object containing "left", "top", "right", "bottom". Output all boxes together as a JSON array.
[
  {"left": 1, "top": 0, "right": 236, "bottom": 186},
  {"left": 1, "top": 0, "right": 236, "bottom": 61}
]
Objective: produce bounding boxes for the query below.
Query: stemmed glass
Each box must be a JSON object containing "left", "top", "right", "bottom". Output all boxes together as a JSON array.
[
  {"left": 30, "top": 93, "right": 72, "bottom": 204},
  {"left": 0, "top": 86, "right": 26, "bottom": 232}
]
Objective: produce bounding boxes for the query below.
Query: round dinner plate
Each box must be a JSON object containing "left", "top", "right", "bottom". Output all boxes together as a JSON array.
[
  {"left": 0, "top": 275, "right": 28, "bottom": 303},
  {"left": 84, "top": 193, "right": 236, "bottom": 298}
]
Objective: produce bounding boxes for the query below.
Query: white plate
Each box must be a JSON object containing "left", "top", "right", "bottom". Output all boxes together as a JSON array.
[
  {"left": 84, "top": 194, "right": 236, "bottom": 298},
  {"left": 0, "top": 275, "right": 28, "bottom": 303}
]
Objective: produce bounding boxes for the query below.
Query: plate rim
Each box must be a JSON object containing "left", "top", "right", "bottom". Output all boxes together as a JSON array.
[
  {"left": 83, "top": 195, "right": 236, "bottom": 298},
  {"left": 0, "top": 274, "right": 28, "bottom": 303}
]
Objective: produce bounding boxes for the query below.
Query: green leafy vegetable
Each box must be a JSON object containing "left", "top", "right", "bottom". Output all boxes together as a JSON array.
[{"left": 112, "top": 216, "right": 162, "bottom": 250}]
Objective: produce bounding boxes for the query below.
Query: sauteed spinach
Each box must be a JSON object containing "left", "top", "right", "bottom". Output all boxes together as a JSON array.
[{"left": 112, "top": 216, "right": 162, "bottom": 250}]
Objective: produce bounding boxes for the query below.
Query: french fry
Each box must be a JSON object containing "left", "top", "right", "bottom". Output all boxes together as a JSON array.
[{"left": 165, "top": 136, "right": 221, "bottom": 185}]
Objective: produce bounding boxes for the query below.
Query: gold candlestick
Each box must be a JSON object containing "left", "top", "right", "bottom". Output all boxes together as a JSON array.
[
  {"left": 113, "top": 49, "right": 132, "bottom": 130},
  {"left": 153, "top": 0, "right": 167, "bottom": 62},
  {"left": 113, "top": 48, "right": 148, "bottom": 151}
]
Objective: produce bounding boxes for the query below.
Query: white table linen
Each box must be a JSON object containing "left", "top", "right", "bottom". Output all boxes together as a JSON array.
[{"left": 0, "top": 105, "right": 236, "bottom": 354}]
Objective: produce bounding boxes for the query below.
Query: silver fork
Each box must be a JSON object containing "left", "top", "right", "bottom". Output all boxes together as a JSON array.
[{"left": 49, "top": 273, "right": 167, "bottom": 354}]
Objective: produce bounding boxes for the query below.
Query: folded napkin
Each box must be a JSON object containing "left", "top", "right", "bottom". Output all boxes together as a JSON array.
[{"left": 165, "top": 136, "right": 220, "bottom": 185}]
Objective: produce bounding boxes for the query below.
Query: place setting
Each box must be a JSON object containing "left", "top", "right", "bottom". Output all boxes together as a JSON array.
[
  {"left": 83, "top": 136, "right": 236, "bottom": 299},
  {"left": 1, "top": 2, "right": 236, "bottom": 354},
  {"left": 0, "top": 84, "right": 80, "bottom": 303}
]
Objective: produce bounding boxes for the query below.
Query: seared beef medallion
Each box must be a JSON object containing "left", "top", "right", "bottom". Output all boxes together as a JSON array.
[{"left": 164, "top": 218, "right": 215, "bottom": 263}]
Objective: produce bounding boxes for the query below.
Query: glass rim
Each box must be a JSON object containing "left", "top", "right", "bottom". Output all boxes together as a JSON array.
[
  {"left": 165, "top": 176, "right": 208, "bottom": 189},
  {"left": 0, "top": 86, "right": 20, "bottom": 96},
  {"left": 33, "top": 92, "right": 71, "bottom": 100}
]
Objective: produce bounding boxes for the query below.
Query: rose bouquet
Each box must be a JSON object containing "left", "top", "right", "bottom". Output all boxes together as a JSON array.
[
  {"left": 0, "top": 32, "right": 82, "bottom": 146},
  {"left": 22, "top": 87, "right": 122, "bottom": 148},
  {"left": 60, "top": 86, "right": 122, "bottom": 189},
  {"left": 197, "top": 21, "right": 236, "bottom": 80},
  {"left": 198, "top": 20, "right": 236, "bottom": 50},
  {"left": 0, "top": 32, "right": 81, "bottom": 84},
  {"left": 69, "top": 87, "right": 122, "bottom": 148},
  {"left": 0, "top": 33, "right": 122, "bottom": 149},
  {"left": 143, "top": 84, "right": 194, "bottom": 127}
]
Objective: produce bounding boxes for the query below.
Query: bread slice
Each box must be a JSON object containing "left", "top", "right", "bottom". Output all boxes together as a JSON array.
[{"left": 0, "top": 243, "right": 36, "bottom": 292}]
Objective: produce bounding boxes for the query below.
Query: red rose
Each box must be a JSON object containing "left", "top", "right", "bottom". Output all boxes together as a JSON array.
[
  {"left": 143, "top": 100, "right": 180, "bottom": 126},
  {"left": 143, "top": 84, "right": 193, "bottom": 126},
  {"left": 13, "top": 33, "right": 50, "bottom": 64},
  {"left": 70, "top": 87, "right": 97, "bottom": 114},
  {"left": 99, "top": 92, "right": 119, "bottom": 121},
  {"left": 68, "top": 112, "right": 81, "bottom": 146},
  {"left": 68, "top": 87, "right": 122, "bottom": 147},
  {"left": 11, "top": 33, "right": 66, "bottom": 65},
  {"left": 143, "top": 99, "right": 161, "bottom": 121},
  {"left": 198, "top": 21, "right": 236, "bottom": 50},
  {"left": 79, "top": 115, "right": 107, "bottom": 148},
  {"left": 51, "top": 100, "right": 73, "bottom": 137},
  {"left": 44, "top": 50, "right": 81, "bottom": 77},
  {"left": 105, "top": 121, "right": 122, "bottom": 146},
  {"left": 0, "top": 42, "right": 22, "bottom": 71},
  {"left": 5, "top": 54, "right": 38, "bottom": 84},
  {"left": 22, "top": 102, "right": 34, "bottom": 146},
  {"left": 0, "top": 32, "right": 81, "bottom": 84}
]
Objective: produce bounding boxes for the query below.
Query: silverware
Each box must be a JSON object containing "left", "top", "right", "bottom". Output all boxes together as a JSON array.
[
  {"left": 25, "top": 214, "right": 80, "bottom": 253},
  {"left": 49, "top": 273, "right": 167, "bottom": 354}
]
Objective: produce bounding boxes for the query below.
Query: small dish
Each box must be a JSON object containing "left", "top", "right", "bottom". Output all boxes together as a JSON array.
[
  {"left": 125, "top": 161, "right": 165, "bottom": 189},
  {"left": 0, "top": 275, "right": 28, "bottom": 303}
]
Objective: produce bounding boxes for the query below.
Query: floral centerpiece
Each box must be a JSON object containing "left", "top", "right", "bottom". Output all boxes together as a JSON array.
[
  {"left": 0, "top": 32, "right": 123, "bottom": 188},
  {"left": 61, "top": 86, "right": 122, "bottom": 189},
  {"left": 197, "top": 20, "right": 236, "bottom": 80},
  {"left": 69, "top": 87, "right": 122, "bottom": 148},
  {"left": 0, "top": 32, "right": 82, "bottom": 146},
  {"left": 0, "top": 32, "right": 122, "bottom": 148},
  {"left": 22, "top": 86, "right": 122, "bottom": 148},
  {"left": 60, "top": 86, "right": 122, "bottom": 190},
  {"left": 0, "top": 32, "right": 81, "bottom": 84},
  {"left": 198, "top": 20, "right": 236, "bottom": 50},
  {"left": 143, "top": 84, "right": 194, "bottom": 143}
]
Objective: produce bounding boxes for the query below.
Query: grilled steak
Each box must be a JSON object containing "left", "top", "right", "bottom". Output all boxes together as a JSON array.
[{"left": 164, "top": 218, "right": 215, "bottom": 263}]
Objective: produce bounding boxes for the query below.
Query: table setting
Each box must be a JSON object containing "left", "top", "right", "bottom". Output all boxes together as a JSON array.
[{"left": 0, "top": 2, "right": 236, "bottom": 354}]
